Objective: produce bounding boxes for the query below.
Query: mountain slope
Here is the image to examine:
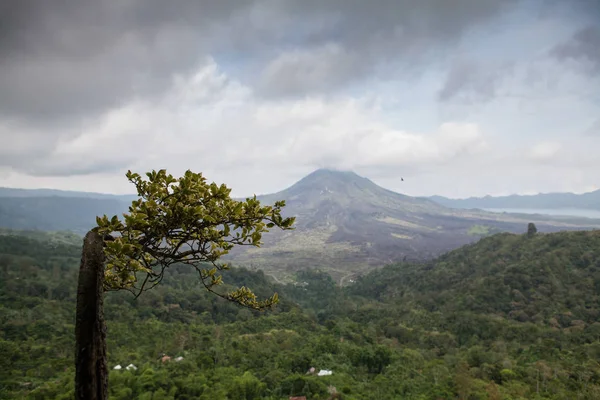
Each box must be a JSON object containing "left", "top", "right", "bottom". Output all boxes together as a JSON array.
[
  {"left": 350, "top": 229, "right": 600, "bottom": 330},
  {"left": 226, "top": 169, "right": 600, "bottom": 282},
  {"left": 429, "top": 189, "right": 600, "bottom": 210}
]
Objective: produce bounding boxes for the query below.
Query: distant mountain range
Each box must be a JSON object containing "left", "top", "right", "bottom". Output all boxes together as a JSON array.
[
  {"left": 428, "top": 189, "right": 600, "bottom": 211},
  {"left": 0, "top": 196, "right": 129, "bottom": 233},
  {"left": 1, "top": 170, "right": 599, "bottom": 282},
  {"left": 0, "top": 187, "right": 136, "bottom": 200}
]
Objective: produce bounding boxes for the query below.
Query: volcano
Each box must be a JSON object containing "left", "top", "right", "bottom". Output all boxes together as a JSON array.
[{"left": 226, "top": 169, "right": 600, "bottom": 283}]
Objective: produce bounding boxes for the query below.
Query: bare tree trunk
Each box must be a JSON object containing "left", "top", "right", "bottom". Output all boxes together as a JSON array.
[{"left": 75, "top": 230, "right": 108, "bottom": 400}]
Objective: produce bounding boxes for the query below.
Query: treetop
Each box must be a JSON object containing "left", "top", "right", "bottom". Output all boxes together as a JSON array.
[{"left": 95, "top": 169, "right": 295, "bottom": 309}]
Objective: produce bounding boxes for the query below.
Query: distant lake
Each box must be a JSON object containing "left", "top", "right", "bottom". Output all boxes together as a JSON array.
[{"left": 484, "top": 208, "right": 600, "bottom": 220}]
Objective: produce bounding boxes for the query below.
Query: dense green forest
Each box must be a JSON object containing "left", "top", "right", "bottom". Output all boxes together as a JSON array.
[{"left": 1, "top": 229, "right": 600, "bottom": 399}]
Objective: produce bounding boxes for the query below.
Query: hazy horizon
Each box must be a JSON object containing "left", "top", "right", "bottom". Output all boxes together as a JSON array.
[{"left": 1, "top": 167, "right": 598, "bottom": 199}]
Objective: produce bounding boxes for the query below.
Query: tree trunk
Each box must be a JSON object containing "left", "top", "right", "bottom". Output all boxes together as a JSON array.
[{"left": 75, "top": 230, "right": 108, "bottom": 400}]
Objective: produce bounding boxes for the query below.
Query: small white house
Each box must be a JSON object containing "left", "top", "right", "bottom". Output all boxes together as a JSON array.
[
  {"left": 113, "top": 365, "right": 122, "bottom": 370},
  {"left": 126, "top": 364, "right": 137, "bottom": 371},
  {"left": 175, "top": 356, "right": 184, "bottom": 362},
  {"left": 317, "top": 370, "right": 332, "bottom": 376}
]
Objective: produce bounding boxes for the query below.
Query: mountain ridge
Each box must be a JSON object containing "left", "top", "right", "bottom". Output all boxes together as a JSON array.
[
  {"left": 429, "top": 188, "right": 600, "bottom": 210},
  {"left": 0, "top": 186, "right": 137, "bottom": 200},
  {"left": 2, "top": 171, "right": 596, "bottom": 207}
]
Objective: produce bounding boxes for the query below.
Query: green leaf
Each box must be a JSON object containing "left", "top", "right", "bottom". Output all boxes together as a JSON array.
[{"left": 98, "top": 168, "right": 295, "bottom": 310}]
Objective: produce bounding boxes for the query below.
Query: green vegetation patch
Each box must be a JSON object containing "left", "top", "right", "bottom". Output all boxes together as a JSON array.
[
  {"left": 3, "top": 229, "right": 600, "bottom": 399},
  {"left": 468, "top": 224, "right": 491, "bottom": 236}
]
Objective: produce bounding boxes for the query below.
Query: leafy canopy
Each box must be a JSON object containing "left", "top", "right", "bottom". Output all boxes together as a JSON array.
[
  {"left": 527, "top": 222, "right": 537, "bottom": 237},
  {"left": 95, "top": 169, "right": 295, "bottom": 309}
]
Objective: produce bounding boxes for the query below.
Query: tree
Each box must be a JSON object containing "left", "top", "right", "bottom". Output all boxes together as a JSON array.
[
  {"left": 229, "top": 371, "right": 266, "bottom": 400},
  {"left": 75, "top": 169, "right": 295, "bottom": 399},
  {"left": 485, "top": 381, "right": 501, "bottom": 400},
  {"left": 527, "top": 223, "right": 537, "bottom": 238}
]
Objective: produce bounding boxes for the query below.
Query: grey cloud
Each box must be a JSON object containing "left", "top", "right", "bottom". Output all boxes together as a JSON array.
[
  {"left": 0, "top": 150, "right": 132, "bottom": 177},
  {"left": 0, "top": 0, "right": 596, "bottom": 181},
  {"left": 551, "top": 25, "right": 600, "bottom": 74},
  {"left": 585, "top": 119, "right": 600, "bottom": 136},
  {"left": 1, "top": 141, "right": 135, "bottom": 177},
  {"left": 438, "top": 61, "right": 513, "bottom": 103},
  {"left": 0, "top": 0, "right": 255, "bottom": 123},
  {"left": 0, "top": 0, "right": 520, "bottom": 122},
  {"left": 258, "top": 44, "right": 367, "bottom": 97},
  {"left": 540, "top": 0, "right": 600, "bottom": 22},
  {"left": 437, "top": 1, "right": 599, "bottom": 104},
  {"left": 255, "top": 0, "right": 521, "bottom": 96},
  {"left": 24, "top": 160, "right": 129, "bottom": 178},
  {"left": 277, "top": 0, "right": 518, "bottom": 44}
]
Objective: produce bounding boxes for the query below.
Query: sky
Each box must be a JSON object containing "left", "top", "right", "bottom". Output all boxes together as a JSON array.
[{"left": 0, "top": 0, "right": 599, "bottom": 198}]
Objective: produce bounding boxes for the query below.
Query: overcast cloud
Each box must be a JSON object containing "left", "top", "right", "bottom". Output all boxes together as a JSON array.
[{"left": 0, "top": 0, "right": 598, "bottom": 198}]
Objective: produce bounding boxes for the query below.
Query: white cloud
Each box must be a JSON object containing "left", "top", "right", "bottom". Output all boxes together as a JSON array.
[
  {"left": 528, "top": 141, "right": 562, "bottom": 162},
  {"left": 0, "top": 59, "right": 491, "bottom": 196},
  {"left": 0, "top": 51, "right": 597, "bottom": 199}
]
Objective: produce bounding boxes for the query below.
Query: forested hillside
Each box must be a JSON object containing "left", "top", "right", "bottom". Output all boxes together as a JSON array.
[
  {"left": 352, "top": 230, "right": 600, "bottom": 324},
  {"left": 2, "top": 229, "right": 600, "bottom": 399}
]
